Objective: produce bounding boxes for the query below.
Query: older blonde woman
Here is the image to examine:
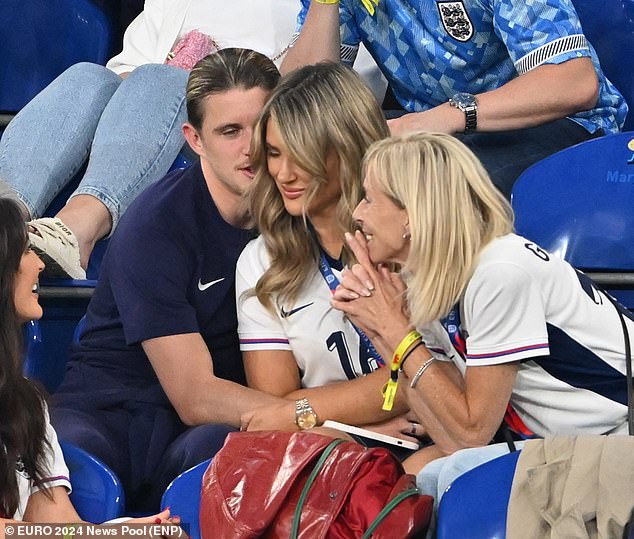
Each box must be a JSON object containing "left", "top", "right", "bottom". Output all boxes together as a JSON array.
[{"left": 332, "top": 132, "right": 633, "bottom": 493}]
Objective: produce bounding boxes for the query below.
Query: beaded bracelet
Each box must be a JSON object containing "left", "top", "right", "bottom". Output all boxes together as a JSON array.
[{"left": 409, "top": 357, "right": 436, "bottom": 389}]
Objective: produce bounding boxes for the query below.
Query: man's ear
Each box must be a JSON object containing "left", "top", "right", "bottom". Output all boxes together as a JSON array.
[{"left": 182, "top": 123, "right": 203, "bottom": 157}]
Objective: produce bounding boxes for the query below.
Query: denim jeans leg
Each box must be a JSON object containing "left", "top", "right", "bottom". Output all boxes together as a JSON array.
[
  {"left": 72, "top": 63, "right": 189, "bottom": 231},
  {"left": 0, "top": 63, "right": 122, "bottom": 217}
]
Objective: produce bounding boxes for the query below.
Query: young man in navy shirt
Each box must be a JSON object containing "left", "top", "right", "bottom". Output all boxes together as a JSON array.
[{"left": 51, "top": 49, "right": 284, "bottom": 510}]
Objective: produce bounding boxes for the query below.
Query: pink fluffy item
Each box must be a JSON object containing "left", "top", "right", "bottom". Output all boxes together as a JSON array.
[{"left": 165, "top": 30, "right": 218, "bottom": 71}]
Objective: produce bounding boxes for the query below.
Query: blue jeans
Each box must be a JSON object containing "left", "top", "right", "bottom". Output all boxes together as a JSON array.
[{"left": 0, "top": 62, "right": 188, "bottom": 230}]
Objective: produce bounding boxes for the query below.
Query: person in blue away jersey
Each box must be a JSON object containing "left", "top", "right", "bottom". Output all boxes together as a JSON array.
[{"left": 283, "top": 0, "right": 627, "bottom": 196}]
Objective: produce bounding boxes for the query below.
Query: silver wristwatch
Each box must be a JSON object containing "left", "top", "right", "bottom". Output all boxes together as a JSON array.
[{"left": 449, "top": 92, "right": 478, "bottom": 133}]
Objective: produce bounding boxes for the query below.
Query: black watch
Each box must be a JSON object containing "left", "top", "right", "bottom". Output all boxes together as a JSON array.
[{"left": 449, "top": 92, "right": 478, "bottom": 133}]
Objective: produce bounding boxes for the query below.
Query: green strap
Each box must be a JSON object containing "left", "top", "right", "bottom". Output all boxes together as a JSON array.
[
  {"left": 361, "top": 487, "right": 422, "bottom": 539},
  {"left": 290, "top": 438, "right": 347, "bottom": 538}
]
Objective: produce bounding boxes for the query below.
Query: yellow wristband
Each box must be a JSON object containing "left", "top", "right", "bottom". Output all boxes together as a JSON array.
[
  {"left": 391, "top": 330, "right": 422, "bottom": 370},
  {"left": 314, "top": 0, "right": 339, "bottom": 4}
]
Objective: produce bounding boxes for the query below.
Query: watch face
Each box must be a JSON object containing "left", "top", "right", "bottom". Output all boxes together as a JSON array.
[
  {"left": 297, "top": 412, "right": 317, "bottom": 430},
  {"left": 452, "top": 92, "right": 476, "bottom": 108}
]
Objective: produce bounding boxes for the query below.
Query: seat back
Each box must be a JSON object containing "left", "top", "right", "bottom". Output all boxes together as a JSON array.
[
  {"left": 161, "top": 459, "right": 211, "bottom": 539},
  {"left": 436, "top": 451, "right": 520, "bottom": 539},
  {"left": 61, "top": 441, "right": 125, "bottom": 523},
  {"left": 572, "top": 0, "right": 634, "bottom": 130},
  {"left": 0, "top": 0, "right": 114, "bottom": 113},
  {"left": 23, "top": 306, "right": 88, "bottom": 393},
  {"left": 512, "top": 132, "right": 634, "bottom": 308}
]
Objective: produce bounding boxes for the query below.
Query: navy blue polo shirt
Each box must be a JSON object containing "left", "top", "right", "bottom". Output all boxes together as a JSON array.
[{"left": 58, "top": 162, "right": 251, "bottom": 408}]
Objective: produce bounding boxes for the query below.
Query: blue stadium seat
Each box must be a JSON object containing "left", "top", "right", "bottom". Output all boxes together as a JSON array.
[
  {"left": 61, "top": 441, "right": 125, "bottom": 523},
  {"left": 23, "top": 305, "right": 86, "bottom": 393},
  {"left": 161, "top": 458, "right": 211, "bottom": 539},
  {"left": 512, "top": 131, "right": 634, "bottom": 309},
  {"left": 572, "top": 0, "right": 634, "bottom": 130},
  {"left": 0, "top": 0, "right": 115, "bottom": 113},
  {"left": 436, "top": 451, "right": 520, "bottom": 539}
]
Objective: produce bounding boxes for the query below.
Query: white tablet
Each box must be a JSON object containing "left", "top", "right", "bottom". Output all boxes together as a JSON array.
[{"left": 322, "top": 420, "right": 420, "bottom": 451}]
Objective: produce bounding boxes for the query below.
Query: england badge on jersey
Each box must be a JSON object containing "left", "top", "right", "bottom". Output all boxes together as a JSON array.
[{"left": 437, "top": 1, "right": 474, "bottom": 42}]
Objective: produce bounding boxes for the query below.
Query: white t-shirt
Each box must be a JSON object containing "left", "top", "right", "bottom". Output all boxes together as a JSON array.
[
  {"left": 106, "top": 0, "right": 387, "bottom": 99},
  {"left": 441, "top": 233, "right": 632, "bottom": 437},
  {"left": 236, "top": 236, "right": 383, "bottom": 388},
  {"left": 14, "top": 411, "right": 71, "bottom": 520}
]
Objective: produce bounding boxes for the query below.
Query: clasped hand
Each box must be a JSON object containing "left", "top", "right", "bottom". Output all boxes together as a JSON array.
[{"left": 330, "top": 231, "right": 410, "bottom": 341}]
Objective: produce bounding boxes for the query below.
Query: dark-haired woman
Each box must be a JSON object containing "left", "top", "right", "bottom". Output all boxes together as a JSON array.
[{"left": 0, "top": 198, "right": 179, "bottom": 532}]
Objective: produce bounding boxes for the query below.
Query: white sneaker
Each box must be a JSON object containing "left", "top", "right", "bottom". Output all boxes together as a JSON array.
[{"left": 28, "top": 218, "right": 86, "bottom": 280}]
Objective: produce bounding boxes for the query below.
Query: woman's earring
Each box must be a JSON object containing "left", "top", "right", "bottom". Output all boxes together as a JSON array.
[{"left": 402, "top": 226, "right": 411, "bottom": 240}]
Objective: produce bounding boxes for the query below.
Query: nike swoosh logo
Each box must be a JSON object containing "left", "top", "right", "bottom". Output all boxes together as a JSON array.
[
  {"left": 280, "top": 302, "right": 314, "bottom": 318},
  {"left": 198, "top": 277, "right": 225, "bottom": 291}
]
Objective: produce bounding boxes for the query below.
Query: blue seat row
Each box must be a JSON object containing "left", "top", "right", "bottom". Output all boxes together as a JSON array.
[
  {"left": 0, "top": 0, "right": 115, "bottom": 113},
  {"left": 62, "top": 440, "right": 125, "bottom": 523}
]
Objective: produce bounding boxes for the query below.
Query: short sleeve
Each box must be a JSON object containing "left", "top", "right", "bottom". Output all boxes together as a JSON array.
[
  {"left": 107, "top": 221, "right": 199, "bottom": 346},
  {"left": 492, "top": 0, "right": 591, "bottom": 75},
  {"left": 36, "top": 410, "right": 71, "bottom": 494},
  {"left": 463, "top": 262, "right": 550, "bottom": 366},
  {"left": 236, "top": 238, "right": 291, "bottom": 351}
]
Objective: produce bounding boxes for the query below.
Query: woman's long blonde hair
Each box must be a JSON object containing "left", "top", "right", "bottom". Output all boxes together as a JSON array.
[
  {"left": 248, "top": 62, "right": 389, "bottom": 311},
  {"left": 363, "top": 132, "right": 514, "bottom": 327}
]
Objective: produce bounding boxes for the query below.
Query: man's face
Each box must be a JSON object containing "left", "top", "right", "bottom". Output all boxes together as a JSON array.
[{"left": 184, "top": 86, "right": 271, "bottom": 200}]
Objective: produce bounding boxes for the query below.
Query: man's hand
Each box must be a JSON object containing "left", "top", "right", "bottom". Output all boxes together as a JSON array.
[
  {"left": 388, "top": 103, "right": 465, "bottom": 135},
  {"left": 241, "top": 400, "right": 298, "bottom": 432}
]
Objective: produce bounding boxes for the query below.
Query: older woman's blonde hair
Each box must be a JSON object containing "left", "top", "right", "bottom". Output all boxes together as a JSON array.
[
  {"left": 363, "top": 132, "right": 514, "bottom": 327},
  {"left": 248, "top": 62, "right": 389, "bottom": 312}
]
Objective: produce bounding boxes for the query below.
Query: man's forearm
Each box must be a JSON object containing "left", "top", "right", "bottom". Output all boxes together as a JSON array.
[
  {"left": 390, "top": 58, "right": 599, "bottom": 135},
  {"left": 281, "top": 1, "right": 341, "bottom": 74},
  {"left": 178, "top": 376, "right": 285, "bottom": 428}
]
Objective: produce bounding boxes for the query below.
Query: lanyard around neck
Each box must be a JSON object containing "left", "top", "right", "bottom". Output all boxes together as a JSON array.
[
  {"left": 318, "top": 250, "right": 385, "bottom": 367},
  {"left": 440, "top": 303, "right": 466, "bottom": 359}
]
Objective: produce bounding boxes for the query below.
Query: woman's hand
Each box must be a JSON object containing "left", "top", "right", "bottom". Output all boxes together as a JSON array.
[
  {"left": 362, "top": 413, "right": 427, "bottom": 443},
  {"left": 331, "top": 231, "right": 410, "bottom": 341},
  {"left": 126, "top": 509, "right": 187, "bottom": 538}
]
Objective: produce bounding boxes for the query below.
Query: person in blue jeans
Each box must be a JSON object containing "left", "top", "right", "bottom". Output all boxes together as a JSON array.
[
  {"left": 0, "top": 0, "right": 302, "bottom": 279},
  {"left": 283, "top": 0, "right": 628, "bottom": 198}
]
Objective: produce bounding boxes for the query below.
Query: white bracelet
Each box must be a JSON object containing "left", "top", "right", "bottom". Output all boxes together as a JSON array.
[{"left": 409, "top": 357, "right": 436, "bottom": 389}]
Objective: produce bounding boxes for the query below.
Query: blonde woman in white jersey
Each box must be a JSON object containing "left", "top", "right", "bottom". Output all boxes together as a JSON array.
[{"left": 332, "top": 132, "right": 634, "bottom": 498}]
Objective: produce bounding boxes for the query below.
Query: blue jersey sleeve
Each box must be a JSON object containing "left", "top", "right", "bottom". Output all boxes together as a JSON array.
[
  {"left": 492, "top": 0, "right": 591, "bottom": 75},
  {"left": 107, "top": 220, "right": 199, "bottom": 346}
]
